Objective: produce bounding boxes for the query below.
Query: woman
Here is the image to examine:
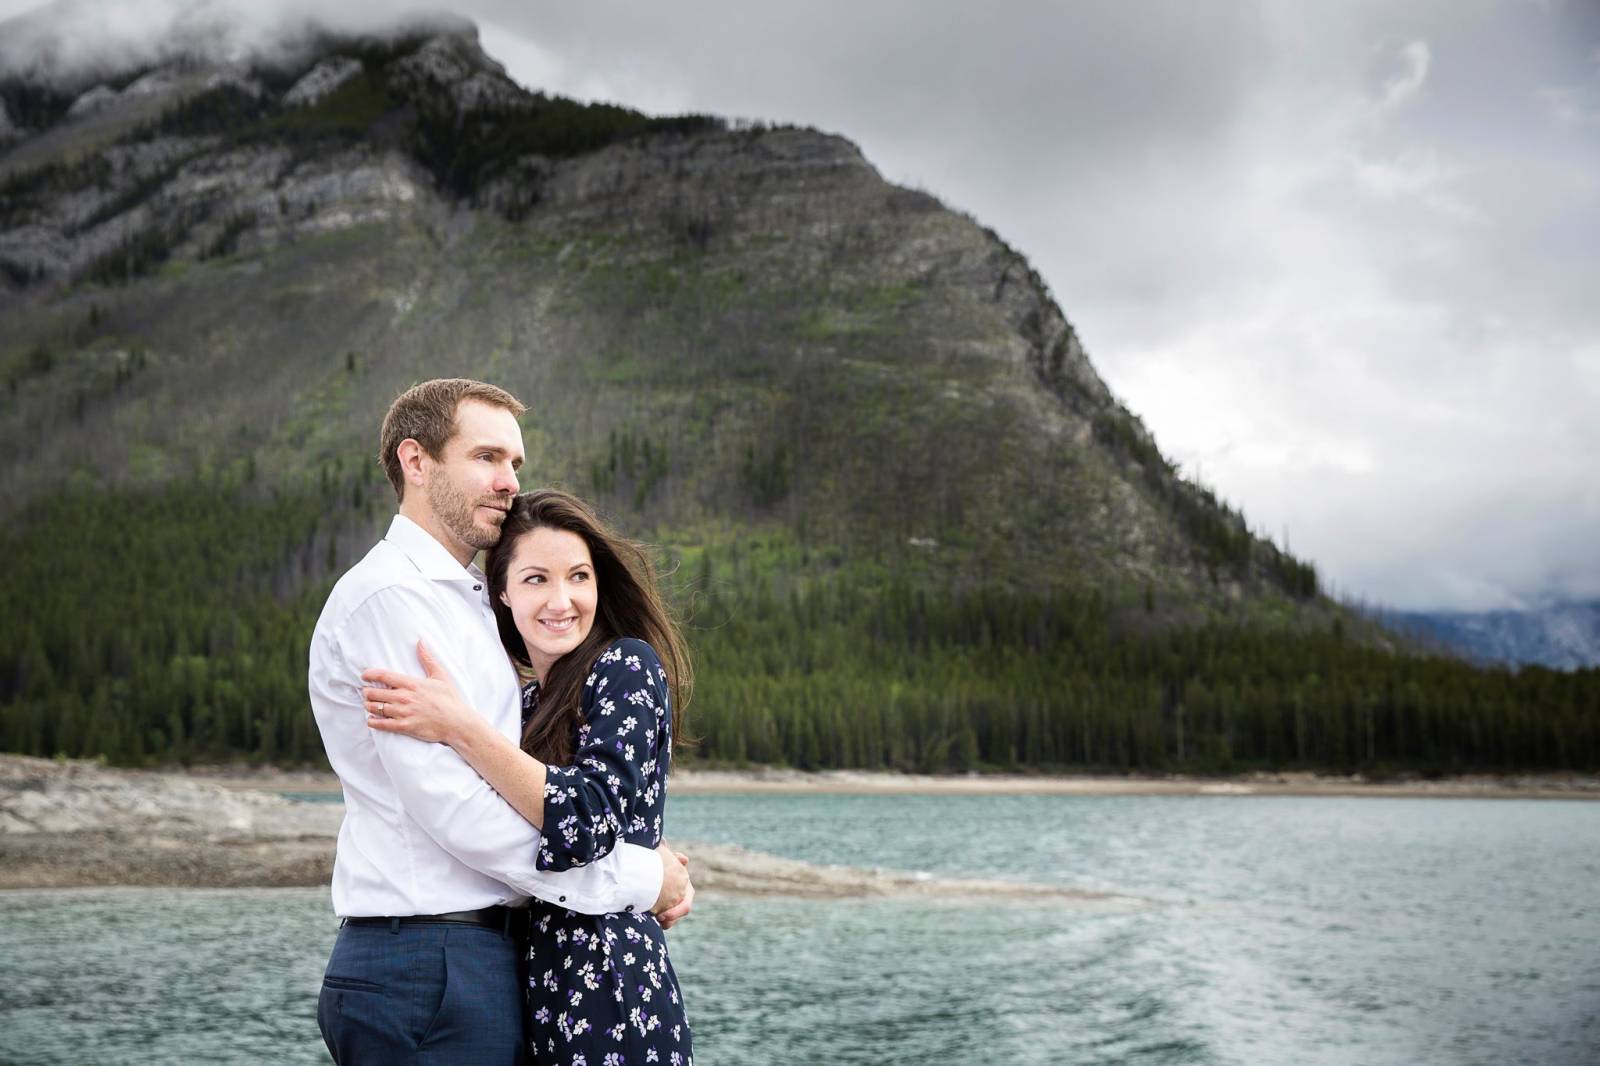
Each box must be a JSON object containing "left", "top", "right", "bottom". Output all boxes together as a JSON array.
[{"left": 359, "top": 489, "right": 694, "bottom": 1066}]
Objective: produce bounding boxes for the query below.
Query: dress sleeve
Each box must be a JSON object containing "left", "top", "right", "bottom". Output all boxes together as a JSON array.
[{"left": 538, "top": 638, "right": 668, "bottom": 871}]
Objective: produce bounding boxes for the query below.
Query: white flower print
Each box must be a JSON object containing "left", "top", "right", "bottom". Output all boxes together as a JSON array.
[{"left": 523, "top": 639, "right": 688, "bottom": 1064}]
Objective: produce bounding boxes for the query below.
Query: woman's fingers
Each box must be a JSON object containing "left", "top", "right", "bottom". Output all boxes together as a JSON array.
[
  {"left": 417, "top": 640, "right": 445, "bottom": 679},
  {"left": 361, "top": 686, "right": 409, "bottom": 707},
  {"left": 359, "top": 667, "right": 423, "bottom": 688}
]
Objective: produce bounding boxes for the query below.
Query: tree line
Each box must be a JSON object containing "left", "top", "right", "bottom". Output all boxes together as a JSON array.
[{"left": 3, "top": 483, "right": 1596, "bottom": 773}]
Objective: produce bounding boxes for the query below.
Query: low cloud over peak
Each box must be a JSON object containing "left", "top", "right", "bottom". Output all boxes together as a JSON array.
[{"left": 0, "top": 0, "right": 473, "bottom": 87}]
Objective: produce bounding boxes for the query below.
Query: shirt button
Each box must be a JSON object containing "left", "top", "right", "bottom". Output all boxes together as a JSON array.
[
  {"left": 625, "top": 904, "right": 634, "bottom": 912},
  {"left": 473, "top": 584, "right": 482, "bottom": 591},
  {"left": 559, "top": 895, "right": 566, "bottom": 902}
]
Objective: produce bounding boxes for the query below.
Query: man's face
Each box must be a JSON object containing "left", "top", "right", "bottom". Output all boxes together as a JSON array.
[{"left": 421, "top": 400, "right": 524, "bottom": 555}]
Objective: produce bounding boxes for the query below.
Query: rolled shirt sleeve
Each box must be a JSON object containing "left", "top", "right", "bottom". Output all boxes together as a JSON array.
[{"left": 332, "top": 587, "right": 662, "bottom": 914}]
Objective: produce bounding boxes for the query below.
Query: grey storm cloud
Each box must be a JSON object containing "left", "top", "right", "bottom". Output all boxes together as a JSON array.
[{"left": 4, "top": 0, "right": 1597, "bottom": 611}]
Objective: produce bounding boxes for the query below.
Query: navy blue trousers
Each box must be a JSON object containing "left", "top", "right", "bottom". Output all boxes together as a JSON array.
[{"left": 317, "top": 921, "right": 524, "bottom": 1065}]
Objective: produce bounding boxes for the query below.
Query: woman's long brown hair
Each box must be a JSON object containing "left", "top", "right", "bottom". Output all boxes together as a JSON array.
[{"left": 486, "top": 489, "right": 692, "bottom": 765}]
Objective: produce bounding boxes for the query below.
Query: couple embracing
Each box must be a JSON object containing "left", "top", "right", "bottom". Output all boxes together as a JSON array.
[{"left": 309, "top": 378, "right": 695, "bottom": 1065}]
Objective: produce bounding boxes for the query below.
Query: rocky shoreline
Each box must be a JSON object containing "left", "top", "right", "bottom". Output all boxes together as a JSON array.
[
  {"left": 5, "top": 755, "right": 1594, "bottom": 894},
  {"left": 0, "top": 756, "right": 1122, "bottom": 900},
  {"left": 0, "top": 755, "right": 342, "bottom": 889}
]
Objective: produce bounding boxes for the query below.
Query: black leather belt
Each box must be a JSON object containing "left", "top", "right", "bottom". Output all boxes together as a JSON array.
[{"left": 343, "top": 905, "right": 525, "bottom": 933}]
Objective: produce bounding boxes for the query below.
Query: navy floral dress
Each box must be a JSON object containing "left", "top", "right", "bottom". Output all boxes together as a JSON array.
[{"left": 522, "top": 637, "right": 693, "bottom": 1066}]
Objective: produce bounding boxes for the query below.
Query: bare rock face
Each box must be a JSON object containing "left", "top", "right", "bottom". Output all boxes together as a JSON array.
[
  {"left": 121, "top": 67, "right": 184, "bottom": 99},
  {"left": 273, "top": 154, "right": 428, "bottom": 234},
  {"left": 0, "top": 97, "right": 18, "bottom": 141},
  {"left": 66, "top": 83, "right": 119, "bottom": 117},
  {"left": 283, "top": 55, "right": 362, "bottom": 107},
  {"left": 388, "top": 33, "right": 526, "bottom": 112},
  {"left": 201, "top": 68, "right": 264, "bottom": 98}
]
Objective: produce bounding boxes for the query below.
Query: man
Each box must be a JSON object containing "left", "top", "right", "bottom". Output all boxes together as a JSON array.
[{"left": 309, "top": 378, "right": 691, "bottom": 1064}]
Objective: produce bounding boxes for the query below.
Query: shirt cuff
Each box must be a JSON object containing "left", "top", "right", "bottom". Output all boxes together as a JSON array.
[{"left": 618, "top": 842, "right": 664, "bottom": 914}]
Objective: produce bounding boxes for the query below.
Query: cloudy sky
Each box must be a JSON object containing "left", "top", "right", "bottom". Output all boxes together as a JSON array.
[{"left": 5, "top": 0, "right": 1598, "bottom": 612}]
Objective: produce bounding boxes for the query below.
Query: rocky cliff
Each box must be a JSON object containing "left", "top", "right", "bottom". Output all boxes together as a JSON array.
[{"left": 1, "top": 17, "right": 1319, "bottom": 613}]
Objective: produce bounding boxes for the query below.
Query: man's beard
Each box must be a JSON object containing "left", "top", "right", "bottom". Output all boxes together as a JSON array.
[{"left": 426, "top": 472, "right": 507, "bottom": 552}]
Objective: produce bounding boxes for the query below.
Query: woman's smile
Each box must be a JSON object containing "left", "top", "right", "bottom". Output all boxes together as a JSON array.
[{"left": 497, "top": 526, "right": 599, "bottom": 681}]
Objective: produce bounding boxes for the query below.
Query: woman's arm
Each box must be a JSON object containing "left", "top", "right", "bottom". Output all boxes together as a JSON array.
[
  {"left": 537, "top": 637, "right": 668, "bottom": 873},
  {"left": 361, "top": 641, "right": 548, "bottom": 829}
]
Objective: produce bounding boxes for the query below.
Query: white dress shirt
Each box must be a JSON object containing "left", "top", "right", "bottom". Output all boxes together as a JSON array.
[{"left": 308, "top": 514, "right": 663, "bottom": 918}]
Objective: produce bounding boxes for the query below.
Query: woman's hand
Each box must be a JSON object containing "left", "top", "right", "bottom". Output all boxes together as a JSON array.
[{"left": 360, "top": 640, "right": 478, "bottom": 747}]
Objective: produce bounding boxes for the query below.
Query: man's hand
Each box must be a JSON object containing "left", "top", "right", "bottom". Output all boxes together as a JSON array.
[{"left": 651, "top": 843, "right": 693, "bottom": 929}]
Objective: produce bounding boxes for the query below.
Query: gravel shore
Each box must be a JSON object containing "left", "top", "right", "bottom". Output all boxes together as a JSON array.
[
  {"left": 5, "top": 755, "right": 1593, "bottom": 893},
  {"left": 0, "top": 756, "right": 1122, "bottom": 900}
]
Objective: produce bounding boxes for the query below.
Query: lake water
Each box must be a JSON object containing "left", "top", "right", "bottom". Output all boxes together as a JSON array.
[{"left": 2, "top": 793, "right": 1597, "bottom": 1064}]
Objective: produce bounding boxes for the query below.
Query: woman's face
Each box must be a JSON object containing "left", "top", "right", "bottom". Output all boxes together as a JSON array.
[{"left": 498, "top": 526, "right": 597, "bottom": 679}]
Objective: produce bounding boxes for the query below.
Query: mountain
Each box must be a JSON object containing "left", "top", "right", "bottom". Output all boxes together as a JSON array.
[
  {"left": 0, "top": 15, "right": 1317, "bottom": 611},
  {"left": 1383, "top": 602, "right": 1600, "bottom": 671},
  {"left": 3, "top": 17, "right": 1595, "bottom": 774}
]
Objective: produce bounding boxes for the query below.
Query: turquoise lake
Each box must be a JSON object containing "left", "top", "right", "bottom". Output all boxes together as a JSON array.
[{"left": 2, "top": 793, "right": 1597, "bottom": 1064}]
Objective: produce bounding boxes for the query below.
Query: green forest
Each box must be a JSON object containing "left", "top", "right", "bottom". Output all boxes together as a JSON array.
[{"left": 4, "top": 479, "right": 1596, "bottom": 775}]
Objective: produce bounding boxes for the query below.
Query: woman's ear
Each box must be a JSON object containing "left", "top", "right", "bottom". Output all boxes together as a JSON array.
[{"left": 499, "top": 591, "right": 510, "bottom": 606}]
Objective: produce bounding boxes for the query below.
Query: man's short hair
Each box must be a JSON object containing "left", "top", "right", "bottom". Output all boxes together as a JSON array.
[{"left": 379, "top": 378, "right": 526, "bottom": 502}]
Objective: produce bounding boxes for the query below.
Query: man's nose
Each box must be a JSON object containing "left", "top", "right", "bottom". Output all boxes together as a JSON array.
[{"left": 494, "top": 461, "right": 519, "bottom": 494}]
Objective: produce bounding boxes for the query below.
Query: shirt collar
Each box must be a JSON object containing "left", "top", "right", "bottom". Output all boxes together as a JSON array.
[{"left": 384, "top": 514, "right": 486, "bottom": 584}]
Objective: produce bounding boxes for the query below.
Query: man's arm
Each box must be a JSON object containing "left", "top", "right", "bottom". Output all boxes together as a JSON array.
[{"left": 331, "top": 585, "right": 668, "bottom": 914}]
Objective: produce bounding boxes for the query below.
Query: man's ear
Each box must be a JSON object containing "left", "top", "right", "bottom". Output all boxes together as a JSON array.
[{"left": 396, "top": 438, "right": 428, "bottom": 490}]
